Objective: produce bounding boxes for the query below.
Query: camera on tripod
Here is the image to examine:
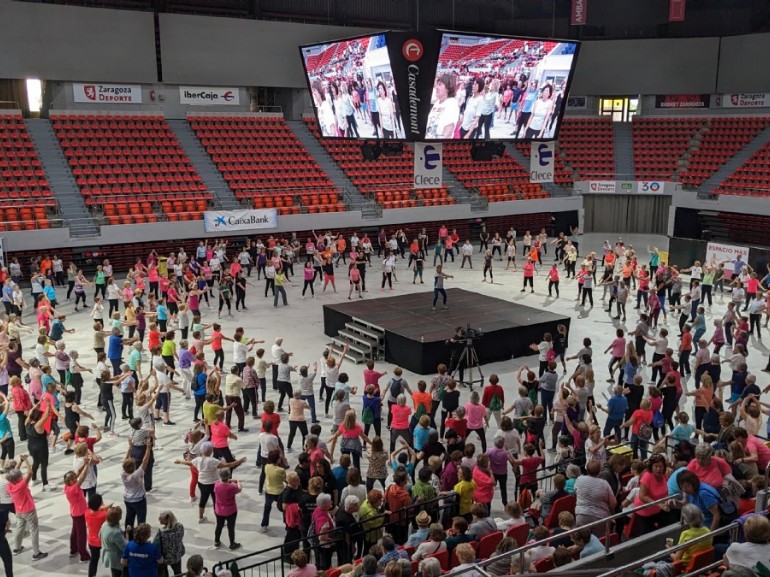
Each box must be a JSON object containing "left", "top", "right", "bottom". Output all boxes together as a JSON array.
[{"left": 463, "top": 324, "right": 484, "bottom": 346}]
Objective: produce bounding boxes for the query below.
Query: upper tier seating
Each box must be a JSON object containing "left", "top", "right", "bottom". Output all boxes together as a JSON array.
[
  {"left": 558, "top": 116, "right": 616, "bottom": 181},
  {"left": 51, "top": 113, "right": 209, "bottom": 224},
  {"left": 633, "top": 117, "right": 706, "bottom": 180},
  {"left": 304, "top": 117, "right": 453, "bottom": 210},
  {"left": 191, "top": 115, "right": 344, "bottom": 214},
  {"left": 715, "top": 139, "right": 770, "bottom": 197},
  {"left": 443, "top": 143, "right": 547, "bottom": 202},
  {"left": 0, "top": 114, "right": 54, "bottom": 230},
  {"left": 680, "top": 117, "right": 770, "bottom": 188}
]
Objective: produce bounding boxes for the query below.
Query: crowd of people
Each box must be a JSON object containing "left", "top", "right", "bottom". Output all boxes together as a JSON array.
[{"left": 0, "top": 225, "right": 769, "bottom": 577}]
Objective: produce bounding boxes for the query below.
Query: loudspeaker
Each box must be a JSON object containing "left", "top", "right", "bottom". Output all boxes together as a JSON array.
[
  {"left": 360, "top": 143, "right": 382, "bottom": 161},
  {"left": 470, "top": 142, "right": 506, "bottom": 161}
]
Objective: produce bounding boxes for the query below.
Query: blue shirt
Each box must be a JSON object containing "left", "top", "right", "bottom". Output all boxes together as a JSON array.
[
  {"left": 122, "top": 541, "right": 162, "bottom": 577},
  {"left": 685, "top": 483, "right": 721, "bottom": 527},
  {"left": 193, "top": 372, "right": 208, "bottom": 397},
  {"left": 156, "top": 304, "right": 168, "bottom": 321},
  {"left": 521, "top": 88, "right": 538, "bottom": 113},
  {"left": 667, "top": 466, "right": 686, "bottom": 496},
  {"left": 49, "top": 320, "right": 65, "bottom": 341},
  {"left": 0, "top": 413, "right": 11, "bottom": 439},
  {"left": 580, "top": 534, "right": 604, "bottom": 558},
  {"left": 413, "top": 426, "right": 430, "bottom": 451},
  {"left": 1, "top": 286, "right": 12, "bottom": 302},
  {"left": 332, "top": 465, "right": 348, "bottom": 492},
  {"left": 107, "top": 335, "right": 124, "bottom": 360},
  {"left": 607, "top": 394, "right": 628, "bottom": 421},
  {"left": 43, "top": 285, "right": 57, "bottom": 302}
]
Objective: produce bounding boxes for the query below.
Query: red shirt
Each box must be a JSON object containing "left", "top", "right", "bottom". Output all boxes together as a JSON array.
[
  {"left": 680, "top": 331, "right": 693, "bottom": 352},
  {"left": 65, "top": 482, "right": 88, "bottom": 517},
  {"left": 261, "top": 412, "right": 281, "bottom": 434},
  {"left": 210, "top": 421, "right": 231, "bottom": 448},
  {"left": 86, "top": 508, "right": 108, "bottom": 547},
  {"left": 73, "top": 435, "right": 98, "bottom": 452},
  {"left": 472, "top": 467, "right": 495, "bottom": 504},
  {"left": 519, "top": 456, "right": 544, "bottom": 485},
  {"left": 211, "top": 330, "right": 223, "bottom": 351},
  {"left": 391, "top": 404, "right": 412, "bottom": 429},
  {"left": 148, "top": 330, "right": 161, "bottom": 351},
  {"left": 481, "top": 384, "right": 505, "bottom": 408},
  {"left": 7, "top": 478, "right": 35, "bottom": 514},
  {"left": 446, "top": 417, "right": 467, "bottom": 440}
]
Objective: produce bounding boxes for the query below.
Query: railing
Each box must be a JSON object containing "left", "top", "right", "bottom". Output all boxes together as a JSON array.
[
  {"left": 212, "top": 493, "right": 458, "bottom": 577},
  {"left": 445, "top": 494, "right": 678, "bottom": 577}
]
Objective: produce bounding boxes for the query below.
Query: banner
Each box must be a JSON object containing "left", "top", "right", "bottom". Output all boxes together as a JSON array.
[
  {"left": 73, "top": 83, "right": 142, "bottom": 104},
  {"left": 718, "top": 93, "right": 770, "bottom": 108},
  {"left": 669, "top": 0, "right": 686, "bottom": 22},
  {"left": 588, "top": 181, "right": 616, "bottom": 193},
  {"left": 639, "top": 181, "right": 663, "bottom": 193},
  {"left": 705, "top": 241, "right": 749, "bottom": 275},
  {"left": 571, "top": 0, "right": 587, "bottom": 25},
  {"left": 530, "top": 141, "right": 555, "bottom": 184},
  {"left": 413, "top": 143, "right": 443, "bottom": 189},
  {"left": 179, "top": 86, "right": 240, "bottom": 106},
  {"left": 203, "top": 209, "right": 277, "bottom": 232},
  {"left": 654, "top": 94, "right": 710, "bottom": 109}
]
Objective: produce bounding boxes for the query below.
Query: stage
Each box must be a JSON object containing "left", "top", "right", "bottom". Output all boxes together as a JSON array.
[{"left": 323, "top": 288, "right": 571, "bottom": 375}]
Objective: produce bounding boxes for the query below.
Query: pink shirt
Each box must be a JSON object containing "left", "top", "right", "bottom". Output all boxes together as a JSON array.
[
  {"left": 304, "top": 267, "right": 315, "bottom": 281},
  {"left": 391, "top": 405, "right": 411, "bottom": 429},
  {"left": 363, "top": 369, "right": 385, "bottom": 390},
  {"left": 747, "top": 278, "right": 760, "bottom": 293},
  {"left": 548, "top": 268, "right": 559, "bottom": 282},
  {"left": 214, "top": 481, "right": 240, "bottom": 516},
  {"left": 523, "top": 263, "right": 534, "bottom": 278},
  {"left": 8, "top": 478, "right": 35, "bottom": 514},
  {"left": 472, "top": 467, "right": 495, "bottom": 504},
  {"left": 634, "top": 471, "right": 668, "bottom": 516},
  {"left": 611, "top": 338, "right": 626, "bottom": 358},
  {"left": 747, "top": 436, "right": 770, "bottom": 469},
  {"left": 686, "top": 456, "right": 731, "bottom": 489},
  {"left": 464, "top": 402, "right": 487, "bottom": 429},
  {"left": 288, "top": 564, "right": 318, "bottom": 577},
  {"left": 210, "top": 421, "right": 231, "bottom": 449},
  {"left": 148, "top": 267, "right": 159, "bottom": 282},
  {"left": 66, "top": 482, "right": 88, "bottom": 517},
  {"left": 341, "top": 423, "right": 363, "bottom": 439}
]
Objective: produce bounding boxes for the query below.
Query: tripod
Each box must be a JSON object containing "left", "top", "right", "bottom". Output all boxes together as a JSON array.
[{"left": 451, "top": 343, "right": 484, "bottom": 390}]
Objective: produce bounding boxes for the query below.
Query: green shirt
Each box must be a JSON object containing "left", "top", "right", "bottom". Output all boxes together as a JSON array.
[
  {"left": 127, "top": 348, "right": 141, "bottom": 371},
  {"left": 161, "top": 339, "right": 176, "bottom": 357},
  {"left": 275, "top": 273, "right": 287, "bottom": 287},
  {"left": 202, "top": 401, "right": 220, "bottom": 425}
]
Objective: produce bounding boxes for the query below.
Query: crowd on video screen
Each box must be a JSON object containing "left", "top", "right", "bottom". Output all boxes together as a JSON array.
[{"left": 302, "top": 35, "right": 405, "bottom": 140}]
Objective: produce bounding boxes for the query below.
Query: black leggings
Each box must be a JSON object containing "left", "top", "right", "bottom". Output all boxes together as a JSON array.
[
  {"left": 218, "top": 296, "right": 231, "bottom": 315},
  {"left": 104, "top": 399, "right": 116, "bottom": 430},
  {"left": 198, "top": 482, "right": 216, "bottom": 509},
  {"left": 122, "top": 392, "right": 134, "bottom": 419},
  {"left": 88, "top": 545, "right": 101, "bottom": 577},
  {"left": 215, "top": 512, "right": 237, "bottom": 546},
  {"left": 29, "top": 444, "right": 49, "bottom": 485},
  {"left": 214, "top": 349, "right": 224, "bottom": 369},
  {"left": 288, "top": 420, "right": 308, "bottom": 449},
  {"left": 235, "top": 290, "right": 246, "bottom": 310},
  {"left": 364, "top": 420, "right": 382, "bottom": 441},
  {"left": 467, "top": 427, "right": 487, "bottom": 452},
  {"left": 323, "top": 383, "right": 335, "bottom": 415},
  {"left": 67, "top": 280, "right": 75, "bottom": 299},
  {"left": 382, "top": 272, "right": 392, "bottom": 289},
  {"left": 303, "top": 280, "right": 315, "bottom": 296}
]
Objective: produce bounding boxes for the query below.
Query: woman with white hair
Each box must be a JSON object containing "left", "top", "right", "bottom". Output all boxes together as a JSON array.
[
  {"left": 154, "top": 510, "right": 186, "bottom": 575},
  {"left": 335, "top": 494, "right": 361, "bottom": 563},
  {"left": 389, "top": 394, "right": 412, "bottom": 452},
  {"left": 309, "top": 493, "right": 336, "bottom": 570},
  {"left": 671, "top": 503, "right": 711, "bottom": 566},
  {"left": 418, "top": 556, "right": 442, "bottom": 577}
]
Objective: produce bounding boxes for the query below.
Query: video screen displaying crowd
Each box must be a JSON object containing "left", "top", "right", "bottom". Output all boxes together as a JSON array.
[
  {"left": 0, "top": 224, "right": 768, "bottom": 577},
  {"left": 303, "top": 34, "right": 405, "bottom": 140},
  {"left": 426, "top": 37, "right": 576, "bottom": 141}
]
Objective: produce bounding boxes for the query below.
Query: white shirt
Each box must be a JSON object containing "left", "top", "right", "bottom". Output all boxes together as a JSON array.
[
  {"left": 271, "top": 344, "right": 285, "bottom": 363},
  {"left": 461, "top": 95, "right": 483, "bottom": 131},
  {"left": 425, "top": 97, "right": 459, "bottom": 139},
  {"left": 209, "top": 257, "right": 221, "bottom": 271},
  {"left": 193, "top": 456, "right": 221, "bottom": 485},
  {"left": 233, "top": 340, "right": 249, "bottom": 364},
  {"left": 461, "top": 243, "right": 473, "bottom": 256},
  {"left": 35, "top": 343, "right": 49, "bottom": 366}
]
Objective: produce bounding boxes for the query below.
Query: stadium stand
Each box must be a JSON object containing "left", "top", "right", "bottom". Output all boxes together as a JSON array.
[
  {"left": 189, "top": 114, "right": 345, "bottom": 214},
  {"left": 50, "top": 112, "right": 209, "bottom": 224},
  {"left": 632, "top": 116, "right": 706, "bottom": 180},
  {"left": 714, "top": 134, "right": 770, "bottom": 197},
  {"left": 303, "top": 117, "right": 454, "bottom": 209},
  {"left": 679, "top": 116, "right": 770, "bottom": 188},
  {"left": 0, "top": 112, "right": 55, "bottom": 231},
  {"left": 443, "top": 142, "right": 548, "bottom": 201}
]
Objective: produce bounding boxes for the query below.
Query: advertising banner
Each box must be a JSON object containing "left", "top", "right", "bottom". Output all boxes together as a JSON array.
[
  {"left": 588, "top": 181, "right": 616, "bottom": 193},
  {"left": 179, "top": 86, "right": 240, "bottom": 106},
  {"left": 73, "top": 83, "right": 142, "bottom": 104},
  {"left": 203, "top": 209, "right": 277, "bottom": 233},
  {"left": 669, "top": 0, "right": 686, "bottom": 22},
  {"left": 654, "top": 94, "right": 710, "bottom": 109},
  {"left": 413, "top": 143, "right": 443, "bottom": 189},
  {"left": 718, "top": 93, "right": 770, "bottom": 108},
  {"left": 571, "top": 0, "right": 587, "bottom": 25},
  {"left": 705, "top": 241, "right": 749, "bottom": 275},
  {"left": 530, "top": 141, "right": 555, "bottom": 183},
  {"left": 639, "top": 181, "right": 663, "bottom": 193}
]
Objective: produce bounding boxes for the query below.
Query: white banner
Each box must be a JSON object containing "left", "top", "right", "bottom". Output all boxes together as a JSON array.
[
  {"left": 718, "top": 93, "right": 769, "bottom": 108},
  {"left": 179, "top": 86, "right": 240, "bottom": 106},
  {"left": 73, "top": 83, "right": 142, "bottom": 104},
  {"left": 705, "top": 242, "right": 749, "bottom": 275},
  {"left": 203, "top": 209, "right": 277, "bottom": 232},
  {"left": 413, "top": 143, "right": 443, "bottom": 189},
  {"left": 530, "top": 141, "right": 555, "bottom": 183},
  {"left": 588, "top": 180, "right": 616, "bottom": 193}
]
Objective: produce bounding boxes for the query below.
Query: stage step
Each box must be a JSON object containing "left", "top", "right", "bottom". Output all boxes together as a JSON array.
[
  {"left": 347, "top": 319, "right": 385, "bottom": 357},
  {"left": 330, "top": 340, "right": 368, "bottom": 364}
]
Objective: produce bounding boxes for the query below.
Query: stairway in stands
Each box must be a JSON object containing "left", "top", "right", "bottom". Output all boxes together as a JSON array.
[
  {"left": 286, "top": 120, "right": 379, "bottom": 218},
  {"left": 612, "top": 122, "right": 634, "bottom": 178},
  {"left": 166, "top": 119, "right": 241, "bottom": 210},
  {"left": 699, "top": 123, "right": 770, "bottom": 195},
  {"left": 24, "top": 119, "right": 99, "bottom": 237}
]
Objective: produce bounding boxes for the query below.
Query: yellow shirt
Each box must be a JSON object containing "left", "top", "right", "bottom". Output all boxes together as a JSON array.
[
  {"left": 678, "top": 526, "right": 711, "bottom": 565},
  {"left": 125, "top": 308, "right": 136, "bottom": 323},
  {"left": 202, "top": 401, "right": 220, "bottom": 425},
  {"left": 454, "top": 479, "right": 477, "bottom": 515},
  {"left": 264, "top": 463, "right": 286, "bottom": 496},
  {"left": 275, "top": 273, "right": 287, "bottom": 287}
]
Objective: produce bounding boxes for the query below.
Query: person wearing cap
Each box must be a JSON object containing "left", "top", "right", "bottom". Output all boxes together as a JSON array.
[{"left": 406, "top": 510, "right": 433, "bottom": 547}]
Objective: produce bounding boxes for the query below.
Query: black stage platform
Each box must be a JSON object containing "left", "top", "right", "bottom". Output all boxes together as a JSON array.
[{"left": 323, "top": 288, "right": 571, "bottom": 375}]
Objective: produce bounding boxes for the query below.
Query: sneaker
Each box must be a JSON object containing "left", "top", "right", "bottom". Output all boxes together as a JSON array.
[
  {"left": 230, "top": 542, "right": 242, "bottom": 551},
  {"left": 32, "top": 552, "right": 48, "bottom": 561},
  {"left": 198, "top": 516, "right": 208, "bottom": 524},
  {"left": 214, "top": 541, "right": 222, "bottom": 549},
  {"left": 12, "top": 547, "right": 24, "bottom": 555},
  {"left": 80, "top": 557, "right": 91, "bottom": 563},
  {"left": 286, "top": 447, "right": 293, "bottom": 453},
  {"left": 64, "top": 449, "right": 74, "bottom": 455},
  {"left": 260, "top": 526, "right": 268, "bottom": 533},
  {"left": 162, "top": 421, "right": 176, "bottom": 426},
  {"left": 431, "top": 306, "right": 436, "bottom": 311},
  {"left": 70, "top": 552, "right": 79, "bottom": 558},
  {"left": 190, "top": 495, "right": 197, "bottom": 503},
  {"left": 237, "top": 428, "right": 249, "bottom": 433}
]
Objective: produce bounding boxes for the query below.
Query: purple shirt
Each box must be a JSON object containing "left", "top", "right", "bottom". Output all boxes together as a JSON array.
[{"left": 486, "top": 447, "right": 510, "bottom": 475}]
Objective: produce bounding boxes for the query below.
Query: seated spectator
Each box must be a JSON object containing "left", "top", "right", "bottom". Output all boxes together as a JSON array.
[
  {"left": 730, "top": 440, "right": 759, "bottom": 479},
  {"left": 486, "top": 537, "right": 518, "bottom": 576},
  {"left": 686, "top": 443, "right": 731, "bottom": 489},
  {"left": 569, "top": 527, "right": 603, "bottom": 558},
  {"left": 416, "top": 557, "right": 442, "bottom": 577},
  {"left": 412, "top": 524, "right": 446, "bottom": 561},
  {"left": 552, "top": 546, "right": 574, "bottom": 567},
  {"left": 537, "top": 474, "right": 568, "bottom": 520},
  {"left": 550, "top": 512, "right": 576, "bottom": 548},
  {"left": 496, "top": 502, "right": 527, "bottom": 532},
  {"left": 378, "top": 535, "right": 409, "bottom": 569},
  {"left": 453, "top": 543, "right": 480, "bottom": 577},
  {"left": 444, "top": 516, "right": 473, "bottom": 555},
  {"left": 361, "top": 555, "right": 381, "bottom": 577},
  {"left": 526, "top": 525, "right": 555, "bottom": 569},
  {"left": 564, "top": 464, "right": 581, "bottom": 494},
  {"left": 671, "top": 504, "right": 712, "bottom": 566},
  {"left": 288, "top": 550, "right": 317, "bottom": 577},
  {"left": 574, "top": 460, "right": 617, "bottom": 534},
  {"left": 724, "top": 514, "right": 770, "bottom": 571},
  {"left": 406, "top": 511, "right": 433, "bottom": 547},
  {"left": 468, "top": 502, "right": 497, "bottom": 539}
]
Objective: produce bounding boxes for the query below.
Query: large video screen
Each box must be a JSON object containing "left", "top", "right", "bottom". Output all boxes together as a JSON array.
[
  {"left": 300, "top": 33, "right": 406, "bottom": 140},
  {"left": 425, "top": 33, "right": 579, "bottom": 141}
]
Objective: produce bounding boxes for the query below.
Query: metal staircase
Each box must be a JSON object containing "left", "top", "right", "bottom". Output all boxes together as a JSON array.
[
  {"left": 330, "top": 318, "right": 385, "bottom": 364},
  {"left": 24, "top": 119, "right": 99, "bottom": 237},
  {"left": 165, "top": 119, "right": 241, "bottom": 210}
]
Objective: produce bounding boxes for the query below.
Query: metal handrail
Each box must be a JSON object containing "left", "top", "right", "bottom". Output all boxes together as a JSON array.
[
  {"left": 596, "top": 522, "right": 740, "bottom": 576},
  {"left": 446, "top": 493, "right": 679, "bottom": 577}
]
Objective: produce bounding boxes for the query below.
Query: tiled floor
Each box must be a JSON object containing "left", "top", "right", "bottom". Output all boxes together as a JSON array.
[{"left": 11, "top": 231, "right": 759, "bottom": 575}]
